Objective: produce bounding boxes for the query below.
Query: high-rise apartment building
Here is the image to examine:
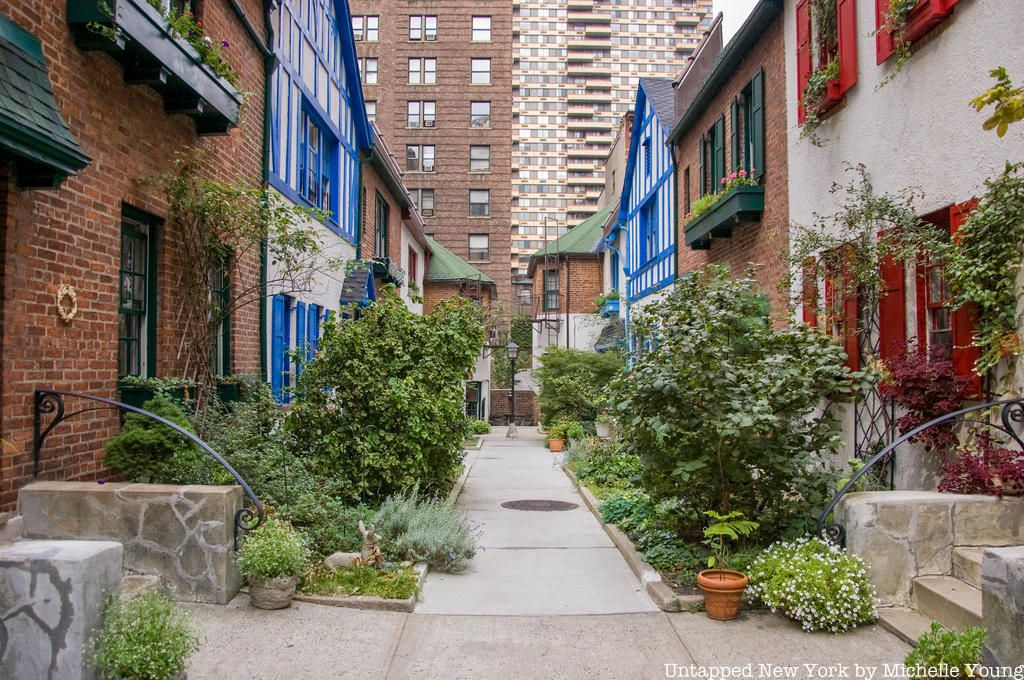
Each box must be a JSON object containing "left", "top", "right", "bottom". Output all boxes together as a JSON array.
[
  {"left": 350, "top": 1, "right": 513, "bottom": 302},
  {"left": 511, "top": 0, "right": 714, "bottom": 278}
]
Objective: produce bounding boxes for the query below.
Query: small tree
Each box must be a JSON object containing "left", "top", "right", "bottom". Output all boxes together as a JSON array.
[
  {"left": 535, "top": 347, "right": 624, "bottom": 423},
  {"left": 285, "top": 292, "right": 485, "bottom": 504},
  {"left": 612, "top": 266, "right": 866, "bottom": 538}
]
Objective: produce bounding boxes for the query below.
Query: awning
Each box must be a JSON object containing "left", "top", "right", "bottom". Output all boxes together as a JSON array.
[
  {"left": 593, "top": 318, "right": 626, "bottom": 353},
  {"left": 339, "top": 269, "right": 376, "bottom": 308},
  {"left": 0, "top": 13, "right": 89, "bottom": 187}
]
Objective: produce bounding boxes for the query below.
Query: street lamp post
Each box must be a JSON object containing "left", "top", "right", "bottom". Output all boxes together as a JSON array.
[{"left": 506, "top": 341, "right": 519, "bottom": 438}]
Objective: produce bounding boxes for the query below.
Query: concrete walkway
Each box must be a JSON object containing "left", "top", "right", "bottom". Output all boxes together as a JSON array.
[
  {"left": 184, "top": 427, "right": 912, "bottom": 679},
  {"left": 417, "top": 428, "right": 657, "bottom": 615}
]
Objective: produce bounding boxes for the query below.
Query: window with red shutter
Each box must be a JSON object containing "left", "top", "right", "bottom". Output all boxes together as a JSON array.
[
  {"left": 949, "top": 201, "right": 981, "bottom": 395},
  {"left": 874, "top": 0, "right": 961, "bottom": 65},
  {"left": 797, "top": 0, "right": 857, "bottom": 124},
  {"left": 836, "top": 0, "right": 858, "bottom": 96},
  {"left": 823, "top": 245, "right": 860, "bottom": 371},
  {"left": 878, "top": 246, "right": 907, "bottom": 361},
  {"left": 802, "top": 258, "right": 819, "bottom": 326},
  {"left": 796, "top": 0, "right": 812, "bottom": 124}
]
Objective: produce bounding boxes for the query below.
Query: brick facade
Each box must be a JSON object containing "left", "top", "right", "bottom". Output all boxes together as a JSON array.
[
  {"left": 360, "top": 161, "right": 404, "bottom": 264},
  {"left": 674, "top": 13, "right": 789, "bottom": 322},
  {"left": 0, "top": 1, "right": 267, "bottom": 509},
  {"left": 530, "top": 255, "right": 604, "bottom": 317},
  {"left": 350, "top": 0, "right": 513, "bottom": 305},
  {"left": 423, "top": 281, "right": 492, "bottom": 314},
  {"left": 489, "top": 388, "right": 538, "bottom": 426}
]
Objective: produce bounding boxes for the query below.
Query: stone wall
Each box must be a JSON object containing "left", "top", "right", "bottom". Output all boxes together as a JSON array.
[
  {"left": 20, "top": 482, "right": 243, "bottom": 604},
  {"left": 981, "top": 546, "right": 1024, "bottom": 667},
  {"left": 836, "top": 491, "right": 1024, "bottom": 606},
  {"left": 0, "top": 539, "right": 122, "bottom": 679}
]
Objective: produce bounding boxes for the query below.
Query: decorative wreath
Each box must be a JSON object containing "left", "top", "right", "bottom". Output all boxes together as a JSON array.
[{"left": 56, "top": 283, "right": 78, "bottom": 323}]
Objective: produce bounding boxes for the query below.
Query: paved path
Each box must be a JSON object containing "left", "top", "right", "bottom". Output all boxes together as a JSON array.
[
  {"left": 417, "top": 428, "right": 657, "bottom": 615},
  {"left": 184, "top": 427, "right": 911, "bottom": 679}
]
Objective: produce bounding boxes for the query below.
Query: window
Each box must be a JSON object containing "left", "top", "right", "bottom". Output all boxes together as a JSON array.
[
  {"left": 271, "top": 294, "right": 293, "bottom": 401},
  {"left": 470, "top": 145, "right": 490, "bottom": 172},
  {"left": 119, "top": 210, "right": 157, "bottom": 377},
  {"left": 610, "top": 251, "right": 619, "bottom": 290},
  {"left": 405, "top": 145, "right": 435, "bottom": 172},
  {"left": 365, "top": 100, "right": 376, "bottom": 122},
  {"left": 411, "top": 188, "right": 435, "bottom": 216},
  {"left": 305, "top": 304, "right": 322, "bottom": 362},
  {"left": 469, "top": 189, "right": 490, "bottom": 217},
  {"left": 875, "top": 0, "right": 959, "bottom": 64},
  {"left": 699, "top": 115, "right": 725, "bottom": 195},
  {"left": 471, "top": 101, "right": 491, "bottom": 128},
  {"left": 683, "top": 166, "right": 691, "bottom": 214},
  {"left": 374, "top": 192, "right": 389, "bottom": 257},
  {"left": 468, "top": 234, "right": 489, "bottom": 261},
  {"left": 471, "top": 58, "right": 491, "bottom": 85},
  {"left": 353, "top": 16, "right": 379, "bottom": 41},
  {"left": 733, "top": 70, "right": 765, "bottom": 177},
  {"left": 409, "top": 15, "right": 437, "bottom": 41},
  {"left": 643, "top": 137, "right": 652, "bottom": 177},
  {"left": 407, "top": 101, "right": 436, "bottom": 128},
  {"left": 795, "top": 0, "right": 857, "bottom": 125},
  {"left": 408, "top": 247, "right": 419, "bottom": 286},
  {"left": 640, "top": 198, "right": 657, "bottom": 262},
  {"left": 298, "top": 110, "right": 334, "bottom": 214},
  {"left": 472, "top": 16, "right": 491, "bottom": 42},
  {"left": 543, "top": 269, "right": 559, "bottom": 311},
  {"left": 209, "top": 254, "right": 231, "bottom": 377},
  {"left": 358, "top": 58, "right": 378, "bottom": 85},
  {"left": 408, "top": 58, "right": 436, "bottom": 85}
]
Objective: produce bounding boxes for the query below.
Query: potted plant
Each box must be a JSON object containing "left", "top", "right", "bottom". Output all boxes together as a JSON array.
[
  {"left": 564, "top": 420, "right": 585, "bottom": 444},
  {"left": 117, "top": 376, "right": 192, "bottom": 410},
  {"left": 89, "top": 591, "right": 199, "bottom": 680},
  {"left": 546, "top": 423, "right": 566, "bottom": 452},
  {"left": 696, "top": 510, "right": 759, "bottom": 621},
  {"left": 236, "top": 516, "right": 310, "bottom": 610},
  {"left": 215, "top": 374, "right": 244, "bottom": 403},
  {"left": 595, "top": 412, "right": 613, "bottom": 439}
]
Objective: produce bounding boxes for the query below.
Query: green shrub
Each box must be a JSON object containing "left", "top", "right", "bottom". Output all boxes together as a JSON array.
[
  {"left": 90, "top": 592, "right": 198, "bottom": 680},
  {"left": 536, "top": 347, "right": 624, "bottom": 423},
  {"left": 468, "top": 419, "right": 491, "bottom": 435},
  {"left": 286, "top": 293, "right": 483, "bottom": 504},
  {"left": 104, "top": 395, "right": 199, "bottom": 483},
  {"left": 611, "top": 266, "right": 864, "bottom": 539},
  {"left": 904, "top": 622, "right": 986, "bottom": 677},
  {"left": 635, "top": 531, "right": 701, "bottom": 572},
  {"left": 373, "top": 488, "right": 479, "bottom": 572},
  {"left": 747, "top": 536, "right": 877, "bottom": 632},
  {"left": 564, "top": 421, "right": 586, "bottom": 442},
  {"left": 283, "top": 492, "right": 376, "bottom": 560},
  {"left": 300, "top": 565, "right": 419, "bottom": 600},
  {"left": 599, "top": 489, "right": 652, "bottom": 526},
  {"left": 573, "top": 439, "right": 642, "bottom": 490},
  {"left": 236, "top": 516, "right": 310, "bottom": 580}
]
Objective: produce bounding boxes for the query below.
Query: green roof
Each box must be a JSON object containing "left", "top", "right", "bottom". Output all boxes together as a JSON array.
[
  {"left": 0, "top": 13, "right": 89, "bottom": 186},
  {"left": 425, "top": 236, "right": 494, "bottom": 284},
  {"left": 532, "top": 205, "right": 613, "bottom": 259}
]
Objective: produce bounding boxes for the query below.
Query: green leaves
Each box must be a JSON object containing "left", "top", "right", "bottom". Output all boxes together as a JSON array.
[
  {"left": 971, "top": 67, "right": 1024, "bottom": 138},
  {"left": 90, "top": 592, "right": 198, "bottom": 680},
  {"left": 905, "top": 622, "right": 986, "bottom": 674}
]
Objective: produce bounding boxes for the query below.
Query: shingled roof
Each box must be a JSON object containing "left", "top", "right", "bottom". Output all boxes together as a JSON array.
[
  {"left": 639, "top": 78, "right": 680, "bottom": 130},
  {"left": 0, "top": 13, "right": 89, "bottom": 186},
  {"left": 425, "top": 236, "right": 494, "bottom": 285},
  {"left": 527, "top": 205, "right": 612, "bottom": 276}
]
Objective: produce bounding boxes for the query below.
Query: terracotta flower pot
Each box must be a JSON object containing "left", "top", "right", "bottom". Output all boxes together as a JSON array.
[
  {"left": 697, "top": 569, "right": 749, "bottom": 621},
  {"left": 248, "top": 575, "right": 298, "bottom": 610},
  {"left": 549, "top": 438, "right": 565, "bottom": 452}
]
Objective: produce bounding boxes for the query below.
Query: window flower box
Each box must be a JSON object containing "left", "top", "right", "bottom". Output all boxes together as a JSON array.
[
  {"left": 876, "top": 0, "right": 959, "bottom": 64},
  {"left": 684, "top": 185, "right": 765, "bottom": 250},
  {"left": 599, "top": 298, "right": 620, "bottom": 318},
  {"left": 67, "top": 0, "right": 242, "bottom": 134},
  {"left": 117, "top": 382, "right": 186, "bottom": 409},
  {"left": 371, "top": 257, "right": 407, "bottom": 286}
]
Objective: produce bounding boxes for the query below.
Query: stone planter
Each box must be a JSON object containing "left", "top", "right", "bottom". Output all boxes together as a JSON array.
[
  {"left": 249, "top": 575, "right": 298, "bottom": 610},
  {"left": 595, "top": 421, "right": 612, "bottom": 439}
]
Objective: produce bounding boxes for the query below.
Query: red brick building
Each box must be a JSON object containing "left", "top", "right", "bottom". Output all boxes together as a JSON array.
[
  {"left": 667, "top": 1, "right": 790, "bottom": 321},
  {"left": 0, "top": 0, "right": 267, "bottom": 509}
]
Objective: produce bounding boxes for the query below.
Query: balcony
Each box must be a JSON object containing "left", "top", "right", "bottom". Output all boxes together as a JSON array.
[
  {"left": 67, "top": 0, "right": 242, "bottom": 134},
  {"left": 684, "top": 186, "right": 765, "bottom": 249}
]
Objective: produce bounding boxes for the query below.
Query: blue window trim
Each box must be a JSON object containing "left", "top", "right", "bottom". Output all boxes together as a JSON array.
[
  {"left": 643, "top": 137, "right": 652, "bottom": 178},
  {"left": 610, "top": 251, "right": 619, "bottom": 290},
  {"left": 295, "top": 300, "right": 307, "bottom": 381},
  {"left": 297, "top": 103, "right": 339, "bottom": 222}
]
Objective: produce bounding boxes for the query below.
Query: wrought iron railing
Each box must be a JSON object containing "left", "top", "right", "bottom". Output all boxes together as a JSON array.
[
  {"left": 33, "top": 389, "right": 265, "bottom": 547},
  {"left": 818, "top": 396, "right": 1024, "bottom": 546}
]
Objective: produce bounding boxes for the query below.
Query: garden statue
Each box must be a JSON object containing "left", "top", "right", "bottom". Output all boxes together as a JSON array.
[{"left": 358, "top": 520, "right": 383, "bottom": 568}]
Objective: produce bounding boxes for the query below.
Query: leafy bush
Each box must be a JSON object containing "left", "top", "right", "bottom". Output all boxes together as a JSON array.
[
  {"left": 283, "top": 492, "right": 376, "bottom": 560},
  {"left": 599, "top": 489, "right": 652, "bottom": 526},
  {"left": 373, "top": 488, "right": 479, "bottom": 572},
  {"left": 286, "top": 294, "right": 483, "bottom": 504},
  {"left": 236, "top": 516, "right": 310, "bottom": 580},
  {"left": 536, "top": 347, "right": 624, "bottom": 423},
  {"left": 904, "top": 622, "right": 986, "bottom": 677},
  {"left": 564, "top": 421, "right": 586, "bottom": 442},
  {"left": 939, "top": 433, "right": 1024, "bottom": 497},
  {"left": 611, "top": 267, "right": 863, "bottom": 539},
  {"left": 104, "top": 395, "right": 200, "bottom": 482},
  {"left": 572, "top": 438, "right": 642, "bottom": 490},
  {"left": 300, "top": 565, "right": 419, "bottom": 600},
  {"left": 879, "top": 346, "right": 970, "bottom": 452},
  {"left": 90, "top": 592, "right": 198, "bottom": 680},
  {"left": 468, "top": 419, "right": 491, "bottom": 435},
  {"left": 747, "top": 536, "right": 877, "bottom": 632}
]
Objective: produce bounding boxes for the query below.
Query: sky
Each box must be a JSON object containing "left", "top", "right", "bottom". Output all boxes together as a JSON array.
[{"left": 713, "top": 0, "right": 759, "bottom": 43}]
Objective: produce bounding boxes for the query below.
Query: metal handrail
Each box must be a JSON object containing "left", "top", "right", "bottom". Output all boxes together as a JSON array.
[
  {"left": 33, "top": 389, "right": 265, "bottom": 548},
  {"left": 818, "top": 396, "right": 1024, "bottom": 546}
]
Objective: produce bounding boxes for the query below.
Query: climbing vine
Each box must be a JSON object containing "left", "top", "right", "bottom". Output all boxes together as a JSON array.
[{"left": 875, "top": 0, "right": 917, "bottom": 89}]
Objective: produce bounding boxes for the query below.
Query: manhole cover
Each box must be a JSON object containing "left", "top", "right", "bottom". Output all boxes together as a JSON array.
[{"left": 500, "top": 499, "right": 579, "bottom": 511}]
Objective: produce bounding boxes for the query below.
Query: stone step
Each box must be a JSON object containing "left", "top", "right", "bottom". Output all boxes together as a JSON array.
[
  {"left": 878, "top": 607, "right": 935, "bottom": 646},
  {"left": 120, "top": 574, "right": 162, "bottom": 602},
  {"left": 952, "top": 547, "right": 985, "bottom": 589},
  {"left": 913, "top": 575, "right": 983, "bottom": 632},
  {"left": 0, "top": 513, "right": 21, "bottom": 542}
]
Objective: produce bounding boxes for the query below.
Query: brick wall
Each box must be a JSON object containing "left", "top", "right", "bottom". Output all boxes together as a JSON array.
[
  {"left": 360, "top": 160, "right": 404, "bottom": 264},
  {"left": 351, "top": 0, "right": 513, "bottom": 305},
  {"left": 489, "top": 388, "right": 538, "bottom": 426},
  {"left": 0, "top": 0, "right": 267, "bottom": 509},
  {"left": 423, "top": 281, "right": 492, "bottom": 314},
  {"left": 674, "top": 14, "right": 789, "bottom": 323},
  {"left": 530, "top": 255, "right": 603, "bottom": 315}
]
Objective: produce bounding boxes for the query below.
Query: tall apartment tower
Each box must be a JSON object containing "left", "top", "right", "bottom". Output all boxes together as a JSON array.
[
  {"left": 511, "top": 0, "right": 714, "bottom": 279},
  {"left": 349, "top": 1, "right": 513, "bottom": 303}
]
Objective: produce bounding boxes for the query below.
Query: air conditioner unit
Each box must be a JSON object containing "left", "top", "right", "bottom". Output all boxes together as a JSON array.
[
  {"left": 425, "top": 34, "right": 437, "bottom": 41},
  {"left": 422, "top": 209, "right": 434, "bottom": 217},
  {"left": 424, "top": 119, "right": 435, "bottom": 127}
]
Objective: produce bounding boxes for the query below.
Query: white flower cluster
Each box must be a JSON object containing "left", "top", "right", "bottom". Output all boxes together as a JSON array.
[{"left": 746, "top": 536, "right": 878, "bottom": 633}]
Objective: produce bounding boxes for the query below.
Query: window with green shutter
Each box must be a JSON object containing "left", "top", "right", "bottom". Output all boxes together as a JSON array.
[
  {"left": 118, "top": 209, "right": 159, "bottom": 378},
  {"left": 749, "top": 68, "right": 765, "bottom": 179},
  {"left": 209, "top": 253, "right": 231, "bottom": 376}
]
